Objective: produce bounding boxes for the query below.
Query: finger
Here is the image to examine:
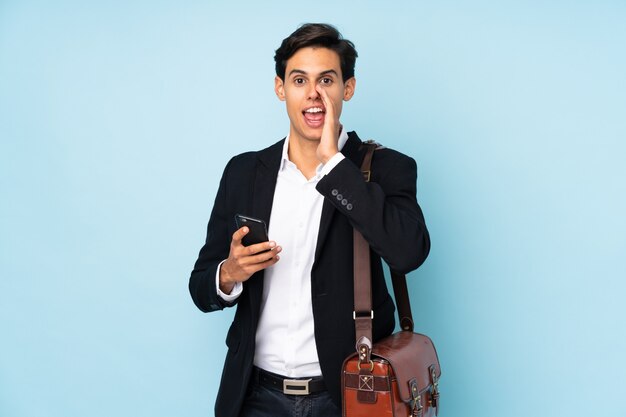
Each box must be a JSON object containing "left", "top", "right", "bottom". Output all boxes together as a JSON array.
[
  {"left": 245, "top": 240, "right": 277, "bottom": 256},
  {"left": 249, "top": 245, "right": 282, "bottom": 264},
  {"left": 232, "top": 226, "right": 249, "bottom": 245},
  {"left": 243, "top": 254, "right": 281, "bottom": 275},
  {"left": 317, "top": 85, "right": 332, "bottom": 111},
  {"left": 258, "top": 254, "right": 280, "bottom": 269},
  {"left": 317, "top": 86, "right": 338, "bottom": 129}
]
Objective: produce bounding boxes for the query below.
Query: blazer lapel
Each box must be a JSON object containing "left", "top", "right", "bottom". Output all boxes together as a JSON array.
[
  {"left": 247, "top": 139, "right": 284, "bottom": 314},
  {"left": 314, "top": 131, "right": 365, "bottom": 261},
  {"left": 251, "top": 139, "right": 283, "bottom": 225}
]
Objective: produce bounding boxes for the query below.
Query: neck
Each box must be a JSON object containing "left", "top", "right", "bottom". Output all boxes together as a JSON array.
[{"left": 287, "top": 132, "right": 321, "bottom": 180}]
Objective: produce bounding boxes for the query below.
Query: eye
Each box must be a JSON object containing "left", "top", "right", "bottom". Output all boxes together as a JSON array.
[
  {"left": 320, "top": 77, "right": 333, "bottom": 85},
  {"left": 294, "top": 77, "right": 305, "bottom": 85}
]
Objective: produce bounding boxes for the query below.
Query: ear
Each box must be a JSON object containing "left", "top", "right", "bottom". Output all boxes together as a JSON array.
[
  {"left": 343, "top": 77, "right": 356, "bottom": 101},
  {"left": 274, "top": 76, "right": 286, "bottom": 101}
]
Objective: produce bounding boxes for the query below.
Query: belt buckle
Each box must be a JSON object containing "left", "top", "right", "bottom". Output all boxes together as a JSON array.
[{"left": 283, "top": 378, "right": 311, "bottom": 395}]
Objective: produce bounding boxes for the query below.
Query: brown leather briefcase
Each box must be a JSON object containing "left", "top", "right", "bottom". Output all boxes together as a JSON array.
[
  {"left": 341, "top": 142, "right": 441, "bottom": 417},
  {"left": 342, "top": 325, "right": 441, "bottom": 416}
]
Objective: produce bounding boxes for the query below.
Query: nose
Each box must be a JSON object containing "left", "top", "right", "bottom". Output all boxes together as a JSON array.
[{"left": 307, "top": 83, "right": 320, "bottom": 100}]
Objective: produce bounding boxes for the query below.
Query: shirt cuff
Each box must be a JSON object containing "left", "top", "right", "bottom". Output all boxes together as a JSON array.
[
  {"left": 215, "top": 260, "right": 243, "bottom": 301},
  {"left": 320, "top": 152, "right": 345, "bottom": 176}
]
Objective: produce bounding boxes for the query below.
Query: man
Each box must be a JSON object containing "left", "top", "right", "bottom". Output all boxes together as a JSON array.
[{"left": 189, "top": 23, "right": 430, "bottom": 417}]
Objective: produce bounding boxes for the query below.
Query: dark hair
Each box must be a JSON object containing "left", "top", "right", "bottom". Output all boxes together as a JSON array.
[{"left": 274, "top": 23, "right": 358, "bottom": 82}]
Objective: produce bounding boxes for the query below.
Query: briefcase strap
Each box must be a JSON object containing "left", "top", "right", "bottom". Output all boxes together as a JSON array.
[{"left": 353, "top": 142, "right": 415, "bottom": 355}]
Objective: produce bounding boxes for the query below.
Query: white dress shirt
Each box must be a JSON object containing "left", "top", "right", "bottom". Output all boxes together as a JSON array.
[{"left": 215, "top": 129, "right": 348, "bottom": 378}]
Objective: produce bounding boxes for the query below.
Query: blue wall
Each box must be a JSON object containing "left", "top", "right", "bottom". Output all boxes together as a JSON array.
[{"left": 1, "top": 1, "right": 625, "bottom": 416}]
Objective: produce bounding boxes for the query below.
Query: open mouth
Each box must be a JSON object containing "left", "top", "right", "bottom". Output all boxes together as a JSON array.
[{"left": 303, "top": 106, "right": 325, "bottom": 127}]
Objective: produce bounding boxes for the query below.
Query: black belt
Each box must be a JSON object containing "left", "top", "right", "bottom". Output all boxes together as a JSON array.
[{"left": 252, "top": 367, "right": 327, "bottom": 396}]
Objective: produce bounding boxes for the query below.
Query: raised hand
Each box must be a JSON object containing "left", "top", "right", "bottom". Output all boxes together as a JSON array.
[{"left": 315, "top": 83, "right": 341, "bottom": 164}]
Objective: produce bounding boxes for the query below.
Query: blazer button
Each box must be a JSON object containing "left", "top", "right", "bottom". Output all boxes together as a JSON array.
[
  {"left": 331, "top": 189, "right": 339, "bottom": 196},
  {"left": 347, "top": 203, "right": 353, "bottom": 210},
  {"left": 341, "top": 199, "right": 348, "bottom": 206},
  {"left": 337, "top": 194, "right": 343, "bottom": 200}
]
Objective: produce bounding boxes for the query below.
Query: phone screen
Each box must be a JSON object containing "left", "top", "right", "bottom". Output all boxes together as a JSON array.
[{"left": 235, "top": 214, "right": 269, "bottom": 247}]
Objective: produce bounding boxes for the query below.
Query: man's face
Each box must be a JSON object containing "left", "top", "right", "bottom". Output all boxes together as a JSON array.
[{"left": 275, "top": 47, "right": 355, "bottom": 143}]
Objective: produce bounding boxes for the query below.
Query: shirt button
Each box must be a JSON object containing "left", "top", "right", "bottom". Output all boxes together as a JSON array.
[
  {"left": 342, "top": 199, "right": 348, "bottom": 206},
  {"left": 331, "top": 189, "right": 339, "bottom": 196},
  {"left": 337, "top": 194, "right": 343, "bottom": 200},
  {"left": 347, "top": 203, "right": 353, "bottom": 210}
]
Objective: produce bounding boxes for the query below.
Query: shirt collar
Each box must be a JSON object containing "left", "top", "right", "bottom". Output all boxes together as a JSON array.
[{"left": 280, "top": 127, "right": 349, "bottom": 172}]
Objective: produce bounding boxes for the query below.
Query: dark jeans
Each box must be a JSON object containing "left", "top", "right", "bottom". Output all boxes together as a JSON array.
[{"left": 239, "top": 376, "right": 341, "bottom": 417}]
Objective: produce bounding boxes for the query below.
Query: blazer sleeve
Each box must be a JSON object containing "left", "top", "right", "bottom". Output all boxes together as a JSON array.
[
  {"left": 316, "top": 151, "right": 430, "bottom": 274},
  {"left": 189, "top": 158, "right": 239, "bottom": 313}
]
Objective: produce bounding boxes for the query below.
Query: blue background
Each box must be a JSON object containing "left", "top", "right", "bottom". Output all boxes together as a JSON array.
[{"left": 1, "top": 1, "right": 625, "bottom": 416}]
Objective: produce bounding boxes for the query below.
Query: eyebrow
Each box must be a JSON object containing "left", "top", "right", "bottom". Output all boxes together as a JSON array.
[{"left": 288, "top": 69, "right": 339, "bottom": 78}]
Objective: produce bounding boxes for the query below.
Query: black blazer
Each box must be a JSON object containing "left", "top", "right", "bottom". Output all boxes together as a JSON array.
[{"left": 189, "top": 131, "right": 430, "bottom": 417}]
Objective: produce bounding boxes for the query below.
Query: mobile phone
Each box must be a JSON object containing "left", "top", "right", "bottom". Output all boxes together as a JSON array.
[{"left": 235, "top": 214, "right": 269, "bottom": 247}]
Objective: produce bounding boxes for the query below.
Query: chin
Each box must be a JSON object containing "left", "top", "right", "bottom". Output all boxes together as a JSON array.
[
  {"left": 304, "top": 133, "right": 323, "bottom": 142},
  {"left": 296, "top": 127, "right": 322, "bottom": 142}
]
